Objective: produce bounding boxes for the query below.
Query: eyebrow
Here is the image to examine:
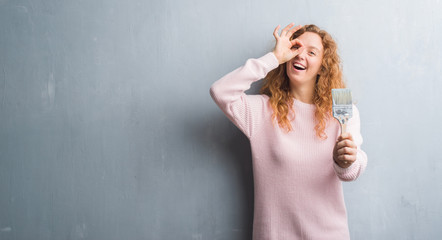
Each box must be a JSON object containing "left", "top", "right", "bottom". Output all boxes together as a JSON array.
[{"left": 305, "top": 46, "right": 321, "bottom": 52}]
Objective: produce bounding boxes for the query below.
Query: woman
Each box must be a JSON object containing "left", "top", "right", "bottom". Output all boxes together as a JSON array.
[{"left": 210, "top": 23, "right": 368, "bottom": 240}]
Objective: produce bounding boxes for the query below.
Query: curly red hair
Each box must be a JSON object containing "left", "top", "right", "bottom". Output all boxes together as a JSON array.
[{"left": 260, "top": 24, "right": 345, "bottom": 139}]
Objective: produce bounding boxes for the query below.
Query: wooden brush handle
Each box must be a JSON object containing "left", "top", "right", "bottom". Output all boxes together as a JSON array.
[{"left": 341, "top": 123, "right": 347, "bottom": 134}]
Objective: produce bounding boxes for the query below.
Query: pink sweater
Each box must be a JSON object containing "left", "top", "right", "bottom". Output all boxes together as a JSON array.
[{"left": 209, "top": 52, "right": 368, "bottom": 240}]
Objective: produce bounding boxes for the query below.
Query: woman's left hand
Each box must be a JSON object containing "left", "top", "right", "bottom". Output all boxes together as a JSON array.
[{"left": 333, "top": 132, "right": 357, "bottom": 168}]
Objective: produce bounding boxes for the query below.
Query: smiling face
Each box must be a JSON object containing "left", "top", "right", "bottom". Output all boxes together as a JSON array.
[{"left": 285, "top": 32, "right": 324, "bottom": 87}]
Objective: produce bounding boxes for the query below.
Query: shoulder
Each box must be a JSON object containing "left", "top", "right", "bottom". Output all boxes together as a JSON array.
[
  {"left": 353, "top": 104, "right": 360, "bottom": 114},
  {"left": 246, "top": 94, "right": 270, "bottom": 106},
  {"left": 351, "top": 104, "right": 362, "bottom": 121},
  {"left": 244, "top": 94, "right": 273, "bottom": 116}
]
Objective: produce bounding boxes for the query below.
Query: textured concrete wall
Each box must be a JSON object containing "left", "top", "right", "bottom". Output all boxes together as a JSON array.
[{"left": 1, "top": 0, "right": 441, "bottom": 239}]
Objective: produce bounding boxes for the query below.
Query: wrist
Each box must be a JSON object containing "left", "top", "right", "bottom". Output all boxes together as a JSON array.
[{"left": 272, "top": 51, "right": 282, "bottom": 65}]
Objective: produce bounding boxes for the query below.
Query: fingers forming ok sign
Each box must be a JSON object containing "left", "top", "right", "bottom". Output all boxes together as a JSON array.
[{"left": 272, "top": 23, "right": 305, "bottom": 65}]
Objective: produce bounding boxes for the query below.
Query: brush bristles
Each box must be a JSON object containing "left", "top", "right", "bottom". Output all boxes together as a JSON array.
[{"left": 332, "top": 89, "right": 352, "bottom": 105}]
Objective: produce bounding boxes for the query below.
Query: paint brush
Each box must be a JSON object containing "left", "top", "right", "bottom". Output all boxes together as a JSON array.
[{"left": 332, "top": 89, "right": 353, "bottom": 134}]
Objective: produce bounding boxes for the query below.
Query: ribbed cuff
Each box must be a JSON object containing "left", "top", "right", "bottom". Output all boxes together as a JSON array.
[
  {"left": 333, "top": 159, "right": 359, "bottom": 175},
  {"left": 258, "top": 52, "right": 279, "bottom": 72}
]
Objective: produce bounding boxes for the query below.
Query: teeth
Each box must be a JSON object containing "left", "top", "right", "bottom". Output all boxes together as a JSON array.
[{"left": 294, "top": 63, "right": 306, "bottom": 70}]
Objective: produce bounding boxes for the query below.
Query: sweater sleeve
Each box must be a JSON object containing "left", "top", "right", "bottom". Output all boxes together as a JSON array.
[
  {"left": 333, "top": 105, "right": 368, "bottom": 181},
  {"left": 209, "top": 52, "right": 279, "bottom": 138}
]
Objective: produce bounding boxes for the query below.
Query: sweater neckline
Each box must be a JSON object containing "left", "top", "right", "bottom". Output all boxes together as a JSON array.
[{"left": 292, "top": 98, "right": 316, "bottom": 110}]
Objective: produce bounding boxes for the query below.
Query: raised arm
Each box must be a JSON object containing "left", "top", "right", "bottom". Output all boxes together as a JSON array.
[
  {"left": 209, "top": 53, "right": 278, "bottom": 138},
  {"left": 210, "top": 23, "right": 305, "bottom": 138}
]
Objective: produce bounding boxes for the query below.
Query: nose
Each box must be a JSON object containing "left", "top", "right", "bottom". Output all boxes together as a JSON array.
[{"left": 295, "top": 48, "right": 306, "bottom": 60}]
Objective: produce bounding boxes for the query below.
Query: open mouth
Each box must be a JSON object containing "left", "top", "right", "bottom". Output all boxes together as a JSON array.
[{"left": 293, "top": 63, "right": 306, "bottom": 71}]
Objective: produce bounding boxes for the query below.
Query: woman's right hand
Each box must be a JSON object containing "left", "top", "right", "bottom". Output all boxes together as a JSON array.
[{"left": 272, "top": 23, "right": 305, "bottom": 65}]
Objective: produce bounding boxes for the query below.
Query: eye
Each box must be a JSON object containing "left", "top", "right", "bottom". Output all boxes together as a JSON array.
[{"left": 309, "top": 51, "right": 316, "bottom": 56}]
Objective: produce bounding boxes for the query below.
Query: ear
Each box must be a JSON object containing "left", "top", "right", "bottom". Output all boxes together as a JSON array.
[{"left": 318, "top": 66, "right": 325, "bottom": 75}]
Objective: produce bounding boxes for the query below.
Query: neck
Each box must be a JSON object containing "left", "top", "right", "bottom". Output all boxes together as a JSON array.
[{"left": 290, "top": 80, "right": 315, "bottom": 104}]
